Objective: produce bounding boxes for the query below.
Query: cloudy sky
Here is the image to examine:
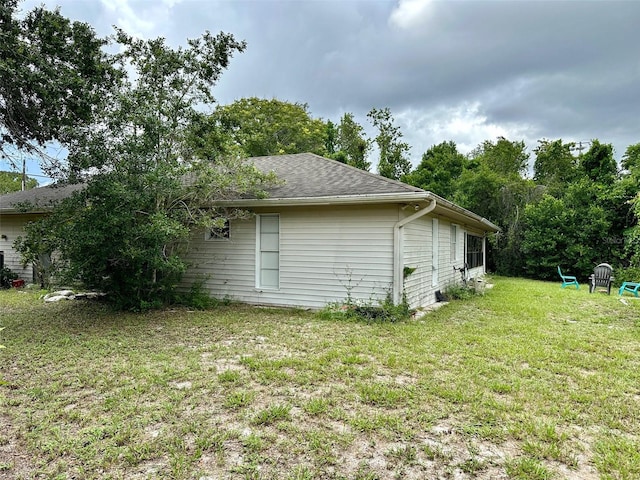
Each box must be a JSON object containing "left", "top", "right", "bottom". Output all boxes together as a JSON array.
[{"left": 13, "top": 0, "right": 640, "bottom": 181}]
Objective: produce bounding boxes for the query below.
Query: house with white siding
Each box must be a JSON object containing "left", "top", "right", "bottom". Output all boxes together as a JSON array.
[
  {"left": 183, "top": 153, "right": 499, "bottom": 309},
  {"left": 0, "top": 153, "right": 499, "bottom": 308},
  {"left": 0, "top": 183, "right": 84, "bottom": 282}
]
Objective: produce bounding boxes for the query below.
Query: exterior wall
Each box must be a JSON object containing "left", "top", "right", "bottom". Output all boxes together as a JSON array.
[
  {"left": 0, "top": 214, "right": 40, "bottom": 281},
  {"left": 181, "top": 204, "right": 400, "bottom": 309},
  {"left": 403, "top": 216, "right": 462, "bottom": 308}
]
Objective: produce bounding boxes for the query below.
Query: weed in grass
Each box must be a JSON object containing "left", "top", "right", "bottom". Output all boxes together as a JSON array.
[
  {"left": 286, "top": 465, "right": 315, "bottom": 480},
  {"left": 231, "top": 459, "right": 261, "bottom": 479},
  {"left": 257, "top": 366, "right": 291, "bottom": 384},
  {"left": 357, "top": 382, "right": 411, "bottom": 407},
  {"left": 303, "top": 397, "right": 330, "bottom": 416},
  {"left": 243, "top": 432, "right": 266, "bottom": 453},
  {"left": 505, "top": 457, "right": 554, "bottom": 480},
  {"left": 349, "top": 413, "right": 384, "bottom": 434},
  {"left": 239, "top": 355, "right": 263, "bottom": 371},
  {"left": 385, "top": 444, "right": 417, "bottom": 464},
  {"left": 195, "top": 429, "right": 228, "bottom": 456},
  {"left": 223, "top": 390, "right": 255, "bottom": 410},
  {"left": 422, "top": 443, "right": 452, "bottom": 461},
  {"left": 251, "top": 403, "right": 291, "bottom": 425},
  {"left": 458, "top": 455, "right": 487, "bottom": 475},
  {"left": 306, "top": 430, "right": 340, "bottom": 466},
  {"left": 218, "top": 369, "right": 242, "bottom": 384},
  {"left": 353, "top": 462, "right": 381, "bottom": 480},
  {"left": 342, "top": 353, "right": 367, "bottom": 365}
]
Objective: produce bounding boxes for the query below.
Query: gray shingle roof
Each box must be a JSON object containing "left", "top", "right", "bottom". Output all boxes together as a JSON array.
[
  {"left": 0, "top": 154, "right": 499, "bottom": 231},
  {"left": 0, "top": 183, "right": 84, "bottom": 212},
  {"left": 252, "top": 153, "right": 425, "bottom": 198}
]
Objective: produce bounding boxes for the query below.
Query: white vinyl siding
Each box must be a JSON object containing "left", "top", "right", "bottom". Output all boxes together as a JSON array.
[
  {"left": 181, "top": 204, "right": 398, "bottom": 309},
  {"left": 404, "top": 217, "right": 458, "bottom": 309},
  {"left": 257, "top": 215, "right": 280, "bottom": 289},
  {"left": 0, "top": 214, "right": 42, "bottom": 281},
  {"left": 403, "top": 218, "right": 431, "bottom": 308}
]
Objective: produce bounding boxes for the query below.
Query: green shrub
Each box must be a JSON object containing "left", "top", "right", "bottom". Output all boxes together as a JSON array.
[
  {"left": 318, "top": 295, "right": 413, "bottom": 323},
  {"left": 443, "top": 282, "right": 478, "bottom": 300},
  {"left": 0, "top": 267, "right": 17, "bottom": 289},
  {"left": 616, "top": 266, "right": 640, "bottom": 287}
]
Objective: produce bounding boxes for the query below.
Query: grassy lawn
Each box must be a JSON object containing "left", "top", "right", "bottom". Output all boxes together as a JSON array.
[{"left": 1, "top": 277, "right": 640, "bottom": 480}]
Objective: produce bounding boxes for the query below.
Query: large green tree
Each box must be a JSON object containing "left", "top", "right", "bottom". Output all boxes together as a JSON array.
[
  {"left": 402, "top": 141, "right": 465, "bottom": 199},
  {"left": 469, "top": 136, "right": 529, "bottom": 178},
  {"left": 213, "top": 97, "right": 327, "bottom": 158},
  {"left": 454, "top": 137, "right": 538, "bottom": 275},
  {"left": 0, "top": 170, "right": 37, "bottom": 194},
  {"left": 17, "top": 29, "right": 274, "bottom": 309},
  {"left": 367, "top": 107, "right": 411, "bottom": 180},
  {"left": 580, "top": 140, "right": 617, "bottom": 185},
  {"left": 533, "top": 139, "right": 579, "bottom": 196},
  {"left": 618, "top": 143, "right": 640, "bottom": 264},
  {"left": 335, "top": 112, "right": 371, "bottom": 171},
  {"left": 0, "top": 0, "right": 117, "bottom": 168}
]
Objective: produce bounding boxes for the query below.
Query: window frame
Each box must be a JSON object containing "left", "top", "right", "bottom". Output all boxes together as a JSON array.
[
  {"left": 450, "top": 224, "right": 459, "bottom": 263},
  {"left": 256, "top": 214, "right": 280, "bottom": 290},
  {"left": 466, "top": 233, "right": 484, "bottom": 269}
]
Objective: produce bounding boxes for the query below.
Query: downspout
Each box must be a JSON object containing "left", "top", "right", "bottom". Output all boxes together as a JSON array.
[
  {"left": 393, "top": 198, "right": 436, "bottom": 304},
  {"left": 482, "top": 235, "right": 487, "bottom": 274}
]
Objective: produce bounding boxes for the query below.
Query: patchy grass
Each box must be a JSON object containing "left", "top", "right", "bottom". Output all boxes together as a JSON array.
[{"left": 1, "top": 277, "right": 640, "bottom": 479}]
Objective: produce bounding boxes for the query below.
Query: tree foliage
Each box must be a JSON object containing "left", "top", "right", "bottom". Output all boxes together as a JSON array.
[
  {"left": 213, "top": 97, "right": 327, "bottom": 158},
  {"left": 580, "top": 140, "right": 618, "bottom": 185},
  {"left": 0, "top": 170, "right": 37, "bottom": 194},
  {"left": 334, "top": 113, "right": 371, "bottom": 171},
  {"left": 16, "top": 28, "right": 274, "bottom": 309},
  {"left": 367, "top": 107, "right": 411, "bottom": 180},
  {"left": 402, "top": 141, "right": 464, "bottom": 199},
  {"left": 533, "top": 139, "right": 578, "bottom": 196},
  {"left": 0, "top": 0, "right": 117, "bottom": 165}
]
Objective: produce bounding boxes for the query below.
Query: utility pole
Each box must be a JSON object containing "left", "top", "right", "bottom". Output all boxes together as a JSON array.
[
  {"left": 22, "top": 155, "right": 26, "bottom": 191},
  {"left": 570, "top": 140, "right": 591, "bottom": 157}
]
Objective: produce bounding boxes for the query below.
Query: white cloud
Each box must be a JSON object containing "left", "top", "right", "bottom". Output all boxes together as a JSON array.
[
  {"left": 100, "top": 0, "right": 183, "bottom": 39},
  {"left": 396, "top": 102, "right": 531, "bottom": 161},
  {"left": 389, "top": 0, "right": 434, "bottom": 30}
]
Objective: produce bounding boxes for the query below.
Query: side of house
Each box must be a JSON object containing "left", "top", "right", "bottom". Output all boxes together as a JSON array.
[
  {"left": 0, "top": 213, "right": 39, "bottom": 280},
  {"left": 181, "top": 200, "right": 494, "bottom": 310},
  {"left": 182, "top": 204, "right": 399, "bottom": 309}
]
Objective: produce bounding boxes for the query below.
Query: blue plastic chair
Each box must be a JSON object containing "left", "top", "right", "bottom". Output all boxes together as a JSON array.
[{"left": 557, "top": 266, "right": 579, "bottom": 289}]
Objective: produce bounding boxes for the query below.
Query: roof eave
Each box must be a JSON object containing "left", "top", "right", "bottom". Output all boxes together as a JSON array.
[
  {"left": 428, "top": 193, "right": 501, "bottom": 232},
  {"left": 0, "top": 207, "right": 51, "bottom": 214},
  {"left": 215, "top": 191, "right": 500, "bottom": 232},
  {"left": 214, "top": 192, "right": 432, "bottom": 207}
]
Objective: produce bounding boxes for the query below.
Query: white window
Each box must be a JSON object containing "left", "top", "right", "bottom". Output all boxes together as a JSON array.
[
  {"left": 257, "top": 214, "right": 279, "bottom": 289},
  {"left": 450, "top": 225, "right": 458, "bottom": 262},
  {"left": 205, "top": 219, "right": 230, "bottom": 241}
]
